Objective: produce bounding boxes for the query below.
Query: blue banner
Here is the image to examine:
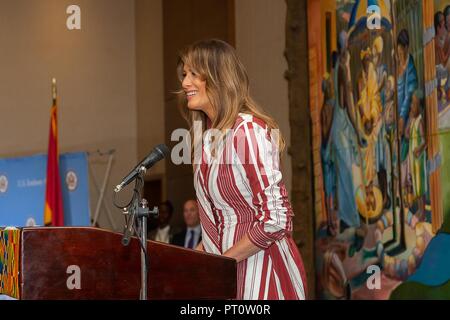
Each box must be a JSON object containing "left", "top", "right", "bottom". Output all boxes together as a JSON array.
[{"left": 0, "top": 152, "right": 90, "bottom": 227}]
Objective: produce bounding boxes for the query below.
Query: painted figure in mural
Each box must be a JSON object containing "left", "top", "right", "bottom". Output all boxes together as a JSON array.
[
  {"left": 356, "top": 45, "right": 382, "bottom": 213},
  {"left": 321, "top": 51, "right": 338, "bottom": 236},
  {"left": 405, "top": 91, "right": 427, "bottom": 220},
  {"left": 357, "top": 47, "right": 381, "bottom": 136},
  {"left": 372, "top": 36, "right": 390, "bottom": 209},
  {"left": 330, "top": 30, "right": 360, "bottom": 231},
  {"left": 384, "top": 76, "right": 396, "bottom": 131},
  {"left": 435, "top": 10, "right": 450, "bottom": 102},
  {"left": 396, "top": 29, "right": 418, "bottom": 204},
  {"left": 383, "top": 75, "right": 396, "bottom": 201},
  {"left": 373, "top": 37, "right": 388, "bottom": 95},
  {"left": 321, "top": 242, "right": 350, "bottom": 299},
  {"left": 321, "top": 219, "right": 383, "bottom": 300}
]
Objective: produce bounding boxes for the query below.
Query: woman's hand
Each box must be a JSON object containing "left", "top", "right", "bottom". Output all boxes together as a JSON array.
[
  {"left": 195, "top": 241, "right": 204, "bottom": 252},
  {"left": 222, "top": 234, "right": 262, "bottom": 263}
]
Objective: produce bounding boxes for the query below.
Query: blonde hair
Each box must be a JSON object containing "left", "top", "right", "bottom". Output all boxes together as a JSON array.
[{"left": 176, "top": 39, "right": 285, "bottom": 155}]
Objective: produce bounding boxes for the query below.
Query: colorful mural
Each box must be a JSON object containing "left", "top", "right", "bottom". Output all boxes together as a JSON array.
[{"left": 308, "top": 0, "right": 450, "bottom": 299}]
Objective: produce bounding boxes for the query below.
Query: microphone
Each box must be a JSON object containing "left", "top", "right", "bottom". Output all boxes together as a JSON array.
[{"left": 114, "top": 144, "right": 170, "bottom": 193}]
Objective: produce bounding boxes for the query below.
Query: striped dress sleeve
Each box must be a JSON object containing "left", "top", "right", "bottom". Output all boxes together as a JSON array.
[{"left": 233, "top": 118, "right": 293, "bottom": 249}]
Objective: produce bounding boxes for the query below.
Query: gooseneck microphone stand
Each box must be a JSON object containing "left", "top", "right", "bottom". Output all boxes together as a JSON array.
[{"left": 116, "top": 167, "right": 159, "bottom": 300}]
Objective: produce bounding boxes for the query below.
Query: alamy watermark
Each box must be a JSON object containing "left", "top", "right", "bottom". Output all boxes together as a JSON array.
[
  {"left": 170, "top": 120, "right": 281, "bottom": 166},
  {"left": 66, "top": 265, "right": 81, "bottom": 290},
  {"left": 66, "top": 5, "right": 81, "bottom": 30},
  {"left": 367, "top": 5, "right": 381, "bottom": 30},
  {"left": 366, "top": 265, "right": 381, "bottom": 290}
]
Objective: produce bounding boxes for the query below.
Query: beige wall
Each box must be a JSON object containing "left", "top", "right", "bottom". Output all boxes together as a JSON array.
[
  {"left": 234, "top": 0, "right": 292, "bottom": 195},
  {"left": 0, "top": 0, "right": 137, "bottom": 231},
  {"left": 135, "top": 0, "right": 165, "bottom": 182}
]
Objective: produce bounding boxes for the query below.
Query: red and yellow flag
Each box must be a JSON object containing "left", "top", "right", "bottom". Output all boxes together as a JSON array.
[{"left": 44, "top": 79, "right": 64, "bottom": 226}]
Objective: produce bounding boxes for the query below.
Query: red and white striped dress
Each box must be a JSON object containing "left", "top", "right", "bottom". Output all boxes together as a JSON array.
[{"left": 194, "top": 113, "right": 307, "bottom": 300}]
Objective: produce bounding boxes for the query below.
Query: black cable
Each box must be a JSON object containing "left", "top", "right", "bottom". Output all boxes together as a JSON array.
[
  {"left": 133, "top": 175, "right": 149, "bottom": 270},
  {"left": 113, "top": 178, "right": 143, "bottom": 230},
  {"left": 112, "top": 185, "right": 139, "bottom": 210},
  {"left": 116, "top": 174, "right": 149, "bottom": 270}
]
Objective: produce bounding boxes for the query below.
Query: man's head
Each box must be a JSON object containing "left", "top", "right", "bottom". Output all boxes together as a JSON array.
[
  {"left": 183, "top": 199, "right": 200, "bottom": 228},
  {"left": 158, "top": 200, "right": 174, "bottom": 228},
  {"left": 397, "top": 29, "right": 409, "bottom": 65}
]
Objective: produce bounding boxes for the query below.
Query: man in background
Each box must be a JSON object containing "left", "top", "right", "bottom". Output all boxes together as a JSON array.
[
  {"left": 171, "top": 199, "right": 202, "bottom": 249},
  {"left": 149, "top": 200, "right": 175, "bottom": 244}
]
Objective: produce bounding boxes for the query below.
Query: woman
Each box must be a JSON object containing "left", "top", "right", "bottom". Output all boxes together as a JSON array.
[{"left": 176, "top": 39, "right": 307, "bottom": 300}]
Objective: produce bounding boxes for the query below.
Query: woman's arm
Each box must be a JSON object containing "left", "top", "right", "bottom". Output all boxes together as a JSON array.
[
  {"left": 224, "top": 120, "right": 293, "bottom": 262},
  {"left": 223, "top": 234, "right": 261, "bottom": 263}
]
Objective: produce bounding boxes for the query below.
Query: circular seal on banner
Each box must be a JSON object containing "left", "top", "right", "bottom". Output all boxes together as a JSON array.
[
  {"left": 66, "top": 170, "right": 78, "bottom": 191},
  {"left": 0, "top": 175, "right": 8, "bottom": 193}
]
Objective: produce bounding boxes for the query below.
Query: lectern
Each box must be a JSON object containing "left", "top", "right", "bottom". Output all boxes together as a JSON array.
[{"left": 0, "top": 227, "right": 236, "bottom": 300}]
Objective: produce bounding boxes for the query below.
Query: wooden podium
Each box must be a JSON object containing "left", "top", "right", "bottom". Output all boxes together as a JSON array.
[{"left": 0, "top": 227, "right": 236, "bottom": 300}]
